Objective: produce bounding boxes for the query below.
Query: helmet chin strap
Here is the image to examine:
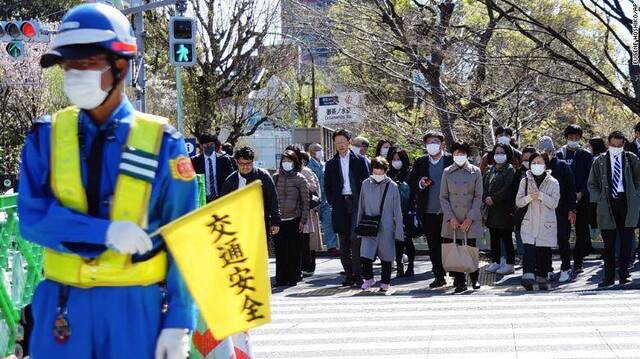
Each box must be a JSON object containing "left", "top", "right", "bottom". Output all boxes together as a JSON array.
[{"left": 97, "top": 55, "right": 125, "bottom": 109}]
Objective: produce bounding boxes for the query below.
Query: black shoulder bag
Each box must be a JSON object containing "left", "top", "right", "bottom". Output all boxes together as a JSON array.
[
  {"left": 514, "top": 177, "right": 529, "bottom": 229},
  {"left": 355, "top": 182, "right": 391, "bottom": 237}
]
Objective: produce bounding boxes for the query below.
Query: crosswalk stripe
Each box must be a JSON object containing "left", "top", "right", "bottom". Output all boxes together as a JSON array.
[{"left": 270, "top": 350, "right": 640, "bottom": 359}]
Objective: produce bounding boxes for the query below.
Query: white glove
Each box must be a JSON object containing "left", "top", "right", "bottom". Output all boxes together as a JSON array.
[
  {"left": 105, "top": 221, "right": 153, "bottom": 255},
  {"left": 155, "top": 328, "right": 190, "bottom": 359}
]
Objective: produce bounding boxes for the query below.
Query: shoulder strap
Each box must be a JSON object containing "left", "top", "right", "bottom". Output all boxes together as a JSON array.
[
  {"left": 525, "top": 177, "right": 528, "bottom": 195},
  {"left": 379, "top": 182, "right": 391, "bottom": 215}
]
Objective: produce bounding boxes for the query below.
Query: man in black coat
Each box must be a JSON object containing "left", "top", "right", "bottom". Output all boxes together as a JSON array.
[
  {"left": 191, "top": 132, "right": 235, "bottom": 203},
  {"left": 408, "top": 131, "right": 453, "bottom": 288},
  {"left": 626, "top": 121, "right": 640, "bottom": 261},
  {"left": 221, "top": 146, "right": 281, "bottom": 238},
  {"left": 324, "top": 129, "right": 371, "bottom": 287},
  {"left": 556, "top": 125, "right": 594, "bottom": 273},
  {"left": 539, "top": 136, "right": 577, "bottom": 282}
]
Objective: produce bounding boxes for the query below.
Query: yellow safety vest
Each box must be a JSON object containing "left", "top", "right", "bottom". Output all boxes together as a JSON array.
[{"left": 44, "top": 106, "right": 168, "bottom": 288}]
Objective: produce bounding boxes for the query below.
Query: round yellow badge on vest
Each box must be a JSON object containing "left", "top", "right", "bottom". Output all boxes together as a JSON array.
[{"left": 171, "top": 156, "right": 196, "bottom": 181}]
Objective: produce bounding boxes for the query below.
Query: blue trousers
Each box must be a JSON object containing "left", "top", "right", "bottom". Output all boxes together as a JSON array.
[
  {"left": 30, "top": 280, "right": 163, "bottom": 358},
  {"left": 318, "top": 201, "right": 338, "bottom": 249}
]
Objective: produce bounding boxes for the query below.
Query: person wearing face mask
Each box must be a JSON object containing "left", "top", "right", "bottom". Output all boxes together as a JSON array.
[
  {"left": 307, "top": 143, "right": 339, "bottom": 255},
  {"left": 588, "top": 131, "right": 640, "bottom": 287},
  {"left": 352, "top": 136, "right": 371, "bottom": 167},
  {"left": 480, "top": 126, "right": 522, "bottom": 173},
  {"left": 409, "top": 131, "right": 453, "bottom": 287},
  {"left": 483, "top": 144, "right": 517, "bottom": 275},
  {"left": 272, "top": 150, "right": 310, "bottom": 287},
  {"left": 191, "top": 132, "right": 235, "bottom": 202},
  {"left": 388, "top": 148, "right": 416, "bottom": 277},
  {"left": 17, "top": 4, "right": 196, "bottom": 358},
  {"left": 513, "top": 146, "right": 537, "bottom": 258},
  {"left": 556, "top": 125, "right": 594, "bottom": 274},
  {"left": 221, "top": 146, "right": 281, "bottom": 244},
  {"left": 375, "top": 140, "right": 394, "bottom": 160},
  {"left": 538, "top": 136, "right": 577, "bottom": 283},
  {"left": 440, "top": 142, "right": 483, "bottom": 293},
  {"left": 516, "top": 152, "right": 560, "bottom": 291},
  {"left": 358, "top": 157, "right": 404, "bottom": 292}
]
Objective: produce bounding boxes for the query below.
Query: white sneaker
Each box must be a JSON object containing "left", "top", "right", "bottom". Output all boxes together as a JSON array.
[
  {"left": 558, "top": 270, "right": 571, "bottom": 283},
  {"left": 402, "top": 254, "right": 409, "bottom": 264},
  {"left": 486, "top": 263, "right": 501, "bottom": 272},
  {"left": 496, "top": 264, "right": 515, "bottom": 275}
]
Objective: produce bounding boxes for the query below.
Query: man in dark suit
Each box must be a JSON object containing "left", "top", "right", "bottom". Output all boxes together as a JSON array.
[
  {"left": 325, "top": 129, "right": 371, "bottom": 287},
  {"left": 191, "top": 132, "right": 235, "bottom": 203},
  {"left": 409, "top": 131, "right": 453, "bottom": 288},
  {"left": 556, "top": 125, "right": 594, "bottom": 274},
  {"left": 539, "top": 136, "right": 577, "bottom": 283},
  {"left": 626, "top": 122, "right": 640, "bottom": 261}
]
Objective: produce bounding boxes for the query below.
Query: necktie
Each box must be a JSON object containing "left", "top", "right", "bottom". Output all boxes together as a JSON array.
[
  {"left": 87, "top": 130, "right": 107, "bottom": 217},
  {"left": 207, "top": 157, "right": 217, "bottom": 198},
  {"left": 612, "top": 155, "right": 622, "bottom": 198}
]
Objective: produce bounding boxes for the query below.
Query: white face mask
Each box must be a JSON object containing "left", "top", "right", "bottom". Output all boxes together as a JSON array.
[
  {"left": 282, "top": 162, "right": 294, "bottom": 171},
  {"left": 372, "top": 174, "right": 385, "bottom": 182},
  {"left": 494, "top": 154, "right": 507, "bottom": 164},
  {"left": 63, "top": 67, "right": 112, "bottom": 110},
  {"left": 426, "top": 143, "right": 441, "bottom": 156},
  {"left": 567, "top": 140, "right": 580, "bottom": 149},
  {"left": 380, "top": 147, "right": 390, "bottom": 157},
  {"left": 453, "top": 155, "right": 467, "bottom": 167},
  {"left": 609, "top": 146, "right": 624, "bottom": 156},
  {"left": 497, "top": 136, "right": 511, "bottom": 145},
  {"left": 522, "top": 161, "right": 530, "bottom": 170},
  {"left": 531, "top": 164, "right": 546, "bottom": 176},
  {"left": 392, "top": 160, "right": 403, "bottom": 170},
  {"left": 315, "top": 150, "right": 324, "bottom": 161}
]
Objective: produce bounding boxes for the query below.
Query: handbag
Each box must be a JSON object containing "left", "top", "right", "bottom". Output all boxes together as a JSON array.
[
  {"left": 355, "top": 182, "right": 390, "bottom": 237},
  {"left": 309, "top": 191, "right": 321, "bottom": 210},
  {"left": 442, "top": 230, "right": 479, "bottom": 273},
  {"left": 514, "top": 177, "right": 529, "bottom": 229}
]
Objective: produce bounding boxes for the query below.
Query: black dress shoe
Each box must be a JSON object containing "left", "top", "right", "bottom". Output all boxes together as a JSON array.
[
  {"left": 341, "top": 280, "right": 354, "bottom": 287},
  {"left": 619, "top": 277, "right": 630, "bottom": 285},
  {"left": 287, "top": 281, "right": 298, "bottom": 287},
  {"left": 598, "top": 280, "right": 615, "bottom": 288},
  {"left": 273, "top": 281, "right": 286, "bottom": 287},
  {"left": 471, "top": 281, "right": 481, "bottom": 290},
  {"left": 454, "top": 285, "right": 468, "bottom": 294},
  {"left": 354, "top": 278, "right": 364, "bottom": 286},
  {"left": 429, "top": 278, "right": 447, "bottom": 288},
  {"left": 521, "top": 278, "right": 534, "bottom": 291}
]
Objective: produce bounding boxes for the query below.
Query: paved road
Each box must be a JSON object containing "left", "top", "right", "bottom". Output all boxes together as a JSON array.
[{"left": 252, "top": 256, "right": 640, "bottom": 358}]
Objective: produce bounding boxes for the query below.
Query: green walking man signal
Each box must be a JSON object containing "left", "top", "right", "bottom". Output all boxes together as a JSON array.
[{"left": 169, "top": 17, "right": 196, "bottom": 67}]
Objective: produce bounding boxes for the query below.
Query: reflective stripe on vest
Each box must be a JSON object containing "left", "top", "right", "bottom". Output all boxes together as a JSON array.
[{"left": 46, "top": 106, "right": 168, "bottom": 287}]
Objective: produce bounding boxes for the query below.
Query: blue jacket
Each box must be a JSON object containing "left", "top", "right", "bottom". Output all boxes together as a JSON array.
[
  {"left": 307, "top": 157, "right": 327, "bottom": 203},
  {"left": 550, "top": 157, "right": 577, "bottom": 213},
  {"left": 324, "top": 150, "right": 370, "bottom": 233},
  {"left": 17, "top": 98, "right": 197, "bottom": 330},
  {"left": 556, "top": 146, "right": 593, "bottom": 201}
]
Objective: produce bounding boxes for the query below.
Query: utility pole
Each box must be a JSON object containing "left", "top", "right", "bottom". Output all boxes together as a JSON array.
[{"left": 132, "top": 0, "right": 146, "bottom": 111}]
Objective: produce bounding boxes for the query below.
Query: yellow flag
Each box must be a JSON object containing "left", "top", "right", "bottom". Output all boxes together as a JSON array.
[{"left": 160, "top": 181, "right": 271, "bottom": 340}]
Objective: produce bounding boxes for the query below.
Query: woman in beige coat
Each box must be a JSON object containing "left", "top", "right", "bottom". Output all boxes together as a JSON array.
[{"left": 516, "top": 152, "right": 560, "bottom": 291}]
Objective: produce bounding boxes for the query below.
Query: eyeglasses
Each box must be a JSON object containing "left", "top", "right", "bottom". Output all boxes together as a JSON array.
[{"left": 237, "top": 161, "right": 253, "bottom": 167}]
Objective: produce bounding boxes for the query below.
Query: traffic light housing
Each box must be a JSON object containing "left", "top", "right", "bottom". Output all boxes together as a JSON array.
[
  {"left": 0, "top": 20, "right": 48, "bottom": 43},
  {"left": 169, "top": 16, "right": 196, "bottom": 67}
]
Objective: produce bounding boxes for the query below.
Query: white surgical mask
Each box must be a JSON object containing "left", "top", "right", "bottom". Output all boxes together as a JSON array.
[
  {"left": 522, "top": 161, "right": 530, "bottom": 170},
  {"left": 494, "top": 154, "right": 507, "bottom": 164},
  {"left": 426, "top": 143, "right": 441, "bottom": 156},
  {"left": 282, "top": 162, "right": 294, "bottom": 171},
  {"left": 392, "top": 160, "right": 403, "bottom": 170},
  {"left": 372, "top": 174, "right": 385, "bottom": 182},
  {"left": 63, "top": 67, "right": 112, "bottom": 110},
  {"left": 497, "top": 136, "right": 511, "bottom": 145},
  {"left": 531, "top": 164, "right": 546, "bottom": 176},
  {"left": 380, "top": 147, "right": 389, "bottom": 157},
  {"left": 315, "top": 150, "right": 324, "bottom": 161},
  {"left": 453, "top": 155, "right": 467, "bottom": 167},
  {"left": 567, "top": 141, "right": 581, "bottom": 150},
  {"left": 609, "top": 146, "right": 624, "bottom": 156}
]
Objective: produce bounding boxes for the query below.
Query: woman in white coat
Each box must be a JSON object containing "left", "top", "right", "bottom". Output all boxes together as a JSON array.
[{"left": 516, "top": 152, "right": 561, "bottom": 291}]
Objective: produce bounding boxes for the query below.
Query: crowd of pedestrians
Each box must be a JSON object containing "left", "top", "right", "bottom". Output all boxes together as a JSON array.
[{"left": 194, "top": 122, "right": 640, "bottom": 293}]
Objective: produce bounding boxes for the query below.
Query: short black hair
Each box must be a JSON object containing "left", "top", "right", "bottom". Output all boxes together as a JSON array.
[
  {"left": 522, "top": 145, "right": 537, "bottom": 155},
  {"left": 234, "top": 146, "right": 255, "bottom": 161},
  {"left": 608, "top": 131, "right": 626, "bottom": 143},
  {"left": 423, "top": 131, "right": 445, "bottom": 143},
  {"left": 588, "top": 137, "right": 607, "bottom": 156},
  {"left": 564, "top": 124, "right": 583, "bottom": 138},
  {"left": 222, "top": 143, "right": 234, "bottom": 156},
  {"left": 494, "top": 126, "right": 514, "bottom": 137},
  {"left": 529, "top": 151, "right": 550, "bottom": 168},
  {"left": 299, "top": 151, "right": 310, "bottom": 164},
  {"left": 371, "top": 156, "right": 389, "bottom": 172},
  {"left": 198, "top": 132, "right": 221, "bottom": 148},
  {"left": 451, "top": 141, "right": 472, "bottom": 155},
  {"left": 285, "top": 144, "right": 303, "bottom": 161},
  {"left": 490, "top": 143, "right": 514, "bottom": 165},
  {"left": 333, "top": 129, "right": 352, "bottom": 141},
  {"left": 634, "top": 122, "right": 640, "bottom": 133}
]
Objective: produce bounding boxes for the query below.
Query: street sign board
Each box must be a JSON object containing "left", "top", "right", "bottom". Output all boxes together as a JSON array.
[
  {"left": 185, "top": 137, "right": 197, "bottom": 157},
  {"left": 316, "top": 92, "right": 363, "bottom": 126}
]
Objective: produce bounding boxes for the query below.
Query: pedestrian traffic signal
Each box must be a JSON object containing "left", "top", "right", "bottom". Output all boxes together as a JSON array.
[
  {"left": 5, "top": 41, "right": 25, "bottom": 59},
  {"left": 169, "top": 17, "right": 196, "bottom": 67}
]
